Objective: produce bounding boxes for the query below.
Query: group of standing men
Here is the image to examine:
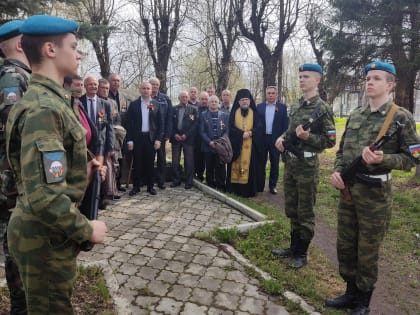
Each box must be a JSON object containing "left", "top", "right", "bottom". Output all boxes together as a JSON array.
[{"left": 0, "top": 13, "right": 419, "bottom": 315}]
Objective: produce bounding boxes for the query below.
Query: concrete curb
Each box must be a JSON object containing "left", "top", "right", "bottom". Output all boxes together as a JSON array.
[
  {"left": 80, "top": 259, "right": 132, "bottom": 315},
  {"left": 193, "top": 181, "right": 321, "bottom": 315},
  {"left": 193, "top": 179, "right": 267, "bottom": 222},
  {"left": 221, "top": 243, "right": 322, "bottom": 315}
]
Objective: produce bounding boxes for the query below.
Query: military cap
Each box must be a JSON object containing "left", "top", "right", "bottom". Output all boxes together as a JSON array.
[
  {"left": 299, "top": 63, "right": 323, "bottom": 74},
  {"left": 20, "top": 15, "right": 79, "bottom": 36},
  {"left": 0, "top": 20, "right": 24, "bottom": 42},
  {"left": 364, "top": 61, "right": 396, "bottom": 76}
]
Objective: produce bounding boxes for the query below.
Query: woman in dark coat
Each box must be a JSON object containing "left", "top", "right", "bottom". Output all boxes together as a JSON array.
[{"left": 226, "top": 89, "right": 263, "bottom": 197}]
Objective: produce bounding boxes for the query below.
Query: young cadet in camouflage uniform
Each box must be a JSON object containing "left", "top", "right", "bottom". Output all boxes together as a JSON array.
[
  {"left": 272, "top": 64, "right": 336, "bottom": 269},
  {"left": 5, "top": 15, "right": 107, "bottom": 314},
  {"left": 325, "top": 61, "right": 420, "bottom": 315},
  {"left": 0, "top": 19, "right": 31, "bottom": 315}
]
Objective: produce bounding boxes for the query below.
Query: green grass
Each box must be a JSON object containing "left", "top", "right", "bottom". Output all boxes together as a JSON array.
[{"left": 219, "top": 118, "right": 420, "bottom": 314}]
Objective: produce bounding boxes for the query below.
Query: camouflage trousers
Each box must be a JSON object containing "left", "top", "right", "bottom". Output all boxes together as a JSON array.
[
  {"left": 283, "top": 155, "right": 319, "bottom": 241},
  {"left": 0, "top": 206, "right": 27, "bottom": 315},
  {"left": 7, "top": 207, "right": 79, "bottom": 315},
  {"left": 337, "top": 181, "right": 392, "bottom": 292}
]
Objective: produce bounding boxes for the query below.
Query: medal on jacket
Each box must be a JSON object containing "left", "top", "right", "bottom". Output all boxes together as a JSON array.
[{"left": 98, "top": 110, "right": 105, "bottom": 123}]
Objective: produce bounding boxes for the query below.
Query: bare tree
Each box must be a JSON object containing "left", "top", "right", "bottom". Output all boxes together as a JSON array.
[
  {"left": 133, "top": 0, "right": 188, "bottom": 94},
  {"left": 207, "top": 0, "right": 241, "bottom": 95},
  {"left": 74, "top": 0, "right": 124, "bottom": 79},
  {"left": 235, "top": 0, "right": 303, "bottom": 96}
]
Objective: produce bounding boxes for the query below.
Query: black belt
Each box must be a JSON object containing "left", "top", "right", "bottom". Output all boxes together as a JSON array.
[{"left": 140, "top": 131, "right": 150, "bottom": 135}]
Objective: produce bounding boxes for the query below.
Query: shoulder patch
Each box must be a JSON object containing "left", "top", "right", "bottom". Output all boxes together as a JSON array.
[
  {"left": 43, "top": 151, "right": 67, "bottom": 183},
  {"left": 2, "top": 86, "right": 21, "bottom": 103},
  {"left": 409, "top": 144, "right": 420, "bottom": 159},
  {"left": 327, "top": 130, "right": 336, "bottom": 140}
]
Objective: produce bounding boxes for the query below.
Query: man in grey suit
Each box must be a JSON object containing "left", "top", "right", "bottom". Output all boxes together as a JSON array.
[{"left": 80, "top": 75, "right": 114, "bottom": 209}]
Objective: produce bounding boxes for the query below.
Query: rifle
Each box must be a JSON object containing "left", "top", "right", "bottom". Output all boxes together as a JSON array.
[
  {"left": 80, "top": 147, "right": 104, "bottom": 252},
  {"left": 340, "top": 121, "right": 404, "bottom": 201},
  {"left": 282, "top": 111, "right": 327, "bottom": 159}
]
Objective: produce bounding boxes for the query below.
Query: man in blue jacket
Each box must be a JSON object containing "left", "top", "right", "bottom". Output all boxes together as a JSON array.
[{"left": 256, "top": 86, "right": 288, "bottom": 194}]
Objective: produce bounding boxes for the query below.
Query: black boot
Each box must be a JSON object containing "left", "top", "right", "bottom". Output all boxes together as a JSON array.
[
  {"left": 290, "top": 239, "right": 310, "bottom": 269},
  {"left": 272, "top": 230, "right": 299, "bottom": 257},
  {"left": 351, "top": 290, "right": 373, "bottom": 315},
  {"left": 325, "top": 281, "right": 358, "bottom": 309}
]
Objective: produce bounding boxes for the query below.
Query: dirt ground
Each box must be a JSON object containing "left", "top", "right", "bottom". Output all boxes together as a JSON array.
[{"left": 253, "top": 189, "right": 417, "bottom": 315}]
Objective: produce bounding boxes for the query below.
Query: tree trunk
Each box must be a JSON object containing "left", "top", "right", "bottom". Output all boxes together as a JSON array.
[
  {"left": 262, "top": 55, "right": 278, "bottom": 94},
  {"left": 394, "top": 71, "right": 416, "bottom": 112},
  {"left": 216, "top": 55, "right": 231, "bottom": 96}
]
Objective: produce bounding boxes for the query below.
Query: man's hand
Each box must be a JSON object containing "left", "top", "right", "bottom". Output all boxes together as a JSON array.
[
  {"left": 209, "top": 141, "right": 216, "bottom": 149},
  {"left": 296, "top": 125, "right": 310, "bottom": 140},
  {"left": 181, "top": 134, "right": 187, "bottom": 141},
  {"left": 362, "top": 146, "right": 384, "bottom": 164},
  {"left": 174, "top": 134, "right": 182, "bottom": 142},
  {"left": 154, "top": 140, "right": 161, "bottom": 150},
  {"left": 330, "top": 171, "right": 345, "bottom": 189},
  {"left": 243, "top": 131, "right": 252, "bottom": 139},
  {"left": 89, "top": 220, "right": 107, "bottom": 243},
  {"left": 275, "top": 137, "right": 285, "bottom": 152},
  {"left": 87, "top": 159, "right": 107, "bottom": 183},
  {"left": 127, "top": 141, "right": 134, "bottom": 151}
]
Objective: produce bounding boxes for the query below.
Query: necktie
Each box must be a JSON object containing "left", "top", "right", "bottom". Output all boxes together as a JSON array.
[{"left": 89, "top": 98, "right": 96, "bottom": 122}]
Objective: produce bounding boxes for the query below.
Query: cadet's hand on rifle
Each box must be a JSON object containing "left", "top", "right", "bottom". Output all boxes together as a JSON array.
[
  {"left": 330, "top": 171, "right": 345, "bottom": 189},
  {"left": 89, "top": 220, "right": 107, "bottom": 243},
  {"left": 296, "top": 125, "right": 310, "bottom": 140},
  {"left": 87, "top": 159, "right": 105, "bottom": 183},
  {"left": 275, "top": 137, "right": 285, "bottom": 152},
  {"left": 362, "top": 146, "right": 384, "bottom": 164}
]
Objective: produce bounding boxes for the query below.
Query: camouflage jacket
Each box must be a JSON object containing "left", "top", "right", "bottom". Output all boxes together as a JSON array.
[
  {"left": 283, "top": 95, "right": 336, "bottom": 153},
  {"left": 0, "top": 58, "right": 31, "bottom": 209},
  {"left": 6, "top": 74, "right": 92, "bottom": 243},
  {"left": 335, "top": 100, "right": 420, "bottom": 174}
]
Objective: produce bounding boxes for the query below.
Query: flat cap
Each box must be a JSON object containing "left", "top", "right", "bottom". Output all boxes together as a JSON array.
[
  {"left": 299, "top": 63, "right": 323, "bottom": 74},
  {"left": 364, "top": 61, "right": 396, "bottom": 76},
  {"left": 0, "top": 20, "right": 24, "bottom": 42},
  {"left": 20, "top": 15, "right": 79, "bottom": 36}
]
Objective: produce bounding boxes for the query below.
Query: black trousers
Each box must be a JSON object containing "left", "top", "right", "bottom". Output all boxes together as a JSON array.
[
  {"left": 194, "top": 144, "right": 205, "bottom": 180},
  {"left": 172, "top": 142, "right": 194, "bottom": 185},
  {"left": 155, "top": 141, "right": 167, "bottom": 185},
  {"left": 258, "top": 134, "right": 281, "bottom": 191},
  {"left": 205, "top": 151, "right": 226, "bottom": 189},
  {"left": 133, "top": 133, "right": 155, "bottom": 189}
]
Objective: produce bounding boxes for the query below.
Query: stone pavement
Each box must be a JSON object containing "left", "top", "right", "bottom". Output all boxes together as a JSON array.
[{"left": 78, "top": 185, "right": 290, "bottom": 315}]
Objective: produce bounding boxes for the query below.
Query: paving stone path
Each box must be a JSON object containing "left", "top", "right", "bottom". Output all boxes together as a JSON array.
[{"left": 79, "top": 186, "right": 289, "bottom": 315}]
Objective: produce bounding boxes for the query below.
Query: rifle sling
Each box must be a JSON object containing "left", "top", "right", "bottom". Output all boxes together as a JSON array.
[{"left": 375, "top": 103, "right": 399, "bottom": 142}]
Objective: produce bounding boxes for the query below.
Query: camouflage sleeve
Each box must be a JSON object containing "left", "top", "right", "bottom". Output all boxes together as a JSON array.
[
  {"left": 381, "top": 109, "right": 420, "bottom": 170},
  {"left": 334, "top": 118, "right": 350, "bottom": 173},
  {"left": 19, "top": 107, "right": 92, "bottom": 243},
  {"left": 305, "top": 104, "right": 336, "bottom": 151}
]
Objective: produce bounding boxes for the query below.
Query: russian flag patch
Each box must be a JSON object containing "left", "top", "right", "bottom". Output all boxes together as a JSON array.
[
  {"left": 327, "top": 130, "right": 336, "bottom": 140},
  {"left": 409, "top": 144, "right": 420, "bottom": 158}
]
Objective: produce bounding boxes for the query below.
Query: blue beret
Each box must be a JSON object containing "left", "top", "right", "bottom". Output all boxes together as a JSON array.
[
  {"left": 364, "top": 61, "right": 396, "bottom": 76},
  {"left": 20, "top": 15, "right": 79, "bottom": 36},
  {"left": 299, "top": 63, "right": 323, "bottom": 74},
  {"left": 0, "top": 20, "right": 24, "bottom": 42}
]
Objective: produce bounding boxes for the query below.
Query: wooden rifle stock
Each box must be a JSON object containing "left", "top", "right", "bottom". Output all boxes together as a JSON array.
[{"left": 80, "top": 155, "right": 104, "bottom": 252}]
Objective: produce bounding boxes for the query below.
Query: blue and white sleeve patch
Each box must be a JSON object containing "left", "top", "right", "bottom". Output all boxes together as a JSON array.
[{"left": 43, "top": 151, "right": 67, "bottom": 183}]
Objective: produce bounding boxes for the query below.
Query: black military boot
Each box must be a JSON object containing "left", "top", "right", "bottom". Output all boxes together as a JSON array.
[
  {"left": 351, "top": 290, "right": 373, "bottom": 315},
  {"left": 271, "top": 230, "right": 299, "bottom": 258},
  {"left": 325, "top": 281, "right": 358, "bottom": 309},
  {"left": 290, "top": 239, "right": 310, "bottom": 269}
]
